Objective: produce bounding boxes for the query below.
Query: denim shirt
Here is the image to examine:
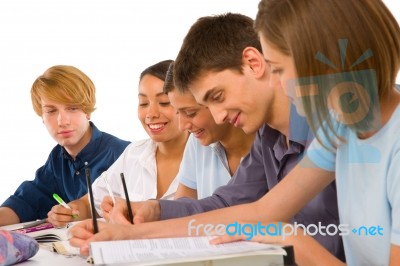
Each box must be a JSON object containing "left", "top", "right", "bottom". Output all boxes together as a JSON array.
[{"left": 1, "top": 122, "right": 130, "bottom": 222}]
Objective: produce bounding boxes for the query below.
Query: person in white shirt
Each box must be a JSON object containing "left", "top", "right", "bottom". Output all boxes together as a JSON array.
[
  {"left": 47, "top": 60, "right": 189, "bottom": 226},
  {"left": 164, "top": 62, "right": 255, "bottom": 199}
]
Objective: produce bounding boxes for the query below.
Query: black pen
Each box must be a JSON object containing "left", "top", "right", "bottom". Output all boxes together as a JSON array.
[
  {"left": 85, "top": 168, "right": 99, "bottom": 233},
  {"left": 120, "top": 173, "right": 134, "bottom": 224}
]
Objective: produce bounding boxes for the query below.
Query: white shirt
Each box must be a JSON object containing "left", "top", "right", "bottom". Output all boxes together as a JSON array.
[{"left": 92, "top": 139, "right": 179, "bottom": 215}]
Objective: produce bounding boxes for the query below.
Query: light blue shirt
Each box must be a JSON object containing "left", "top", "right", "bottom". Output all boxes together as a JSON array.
[
  {"left": 177, "top": 134, "right": 232, "bottom": 199},
  {"left": 307, "top": 105, "right": 400, "bottom": 265}
]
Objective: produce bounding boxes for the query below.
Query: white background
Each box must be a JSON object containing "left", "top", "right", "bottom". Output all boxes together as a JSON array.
[{"left": 0, "top": 0, "right": 399, "bottom": 203}]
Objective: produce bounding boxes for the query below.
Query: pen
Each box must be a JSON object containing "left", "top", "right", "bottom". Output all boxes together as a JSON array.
[
  {"left": 52, "top": 193, "right": 79, "bottom": 218},
  {"left": 86, "top": 168, "right": 99, "bottom": 233},
  {"left": 103, "top": 173, "right": 116, "bottom": 205},
  {"left": 23, "top": 218, "right": 48, "bottom": 229},
  {"left": 120, "top": 172, "right": 134, "bottom": 224},
  {"left": 13, "top": 222, "right": 54, "bottom": 234}
]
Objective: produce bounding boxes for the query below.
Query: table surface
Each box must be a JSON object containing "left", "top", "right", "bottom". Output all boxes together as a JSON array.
[{"left": 20, "top": 247, "right": 89, "bottom": 266}]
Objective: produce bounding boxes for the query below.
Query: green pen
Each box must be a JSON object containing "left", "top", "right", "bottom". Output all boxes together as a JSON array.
[{"left": 52, "top": 193, "right": 79, "bottom": 218}]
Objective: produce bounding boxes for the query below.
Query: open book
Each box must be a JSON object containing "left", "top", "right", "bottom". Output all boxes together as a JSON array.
[
  {"left": 14, "top": 222, "right": 67, "bottom": 243},
  {"left": 12, "top": 221, "right": 80, "bottom": 256},
  {"left": 88, "top": 236, "right": 287, "bottom": 265}
]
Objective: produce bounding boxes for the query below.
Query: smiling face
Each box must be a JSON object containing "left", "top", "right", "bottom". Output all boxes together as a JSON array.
[
  {"left": 137, "top": 74, "right": 182, "bottom": 143},
  {"left": 41, "top": 97, "right": 91, "bottom": 157},
  {"left": 188, "top": 48, "right": 278, "bottom": 134},
  {"left": 168, "top": 90, "right": 231, "bottom": 146}
]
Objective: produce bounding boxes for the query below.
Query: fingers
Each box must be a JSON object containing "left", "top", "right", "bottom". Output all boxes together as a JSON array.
[
  {"left": 133, "top": 216, "right": 144, "bottom": 224},
  {"left": 80, "top": 243, "right": 91, "bottom": 257},
  {"left": 109, "top": 211, "right": 132, "bottom": 225},
  {"left": 101, "top": 197, "right": 154, "bottom": 225},
  {"left": 68, "top": 219, "right": 96, "bottom": 255},
  {"left": 69, "top": 220, "right": 130, "bottom": 256},
  {"left": 102, "top": 197, "right": 132, "bottom": 224},
  {"left": 101, "top": 207, "right": 111, "bottom": 221},
  {"left": 76, "top": 229, "right": 115, "bottom": 256},
  {"left": 68, "top": 203, "right": 81, "bottom": 218},
  {"left": 210, "top": 234, "right": 245, "bottom": 245},
  {"left": 100, "top": 196, "right": 118, "bottom": 221},
  {"left": 47, "top": 204, "right": 78, "bottom": 227},
  {"left": 100, "top": 206, "right": 113, "bottom": 222},
  {"left": 101, "top": 196, "right": 114, "bottom": 213}
]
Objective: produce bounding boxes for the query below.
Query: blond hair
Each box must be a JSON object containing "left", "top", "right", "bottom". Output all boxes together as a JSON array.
[{"left": 31, "top": 65, "right": 96, "bottom": 116}]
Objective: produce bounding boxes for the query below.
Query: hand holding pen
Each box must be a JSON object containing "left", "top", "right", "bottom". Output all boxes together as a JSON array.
[
  {"left": 100, "top": 196, "right": 135, "bottom": 224},
  {"left": 103, "top": 173, "right": 116, "bottom": 206},
  {"left": 98, "top": 173, "right": 134, "bottom": 224},
  {"left": 47, "top": 193, "right": 80, "bottom": 227},
  {"left": 53, "top": 193, "right": 79, "bottom": 218}
]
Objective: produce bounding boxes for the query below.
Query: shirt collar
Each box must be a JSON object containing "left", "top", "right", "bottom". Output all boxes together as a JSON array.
[
  {"left": 61, "top": 121, "right": 102, "bottom": 161},
  {"left": 139, "top": 139, "right": 157, "bottom": 165},
  {"left": 287, "top": 105, "right": 314, "bottom": 147},
  {"left": 261, "top": 107, "right": 313, "bottom": 149},
  {"left": 210, "top": 141, "right": 230, "bottom": 172}
]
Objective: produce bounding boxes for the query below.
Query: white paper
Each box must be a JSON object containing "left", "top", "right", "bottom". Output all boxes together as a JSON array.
[{"left": 89, "top": 236, "right": 285, "bottom": 265}]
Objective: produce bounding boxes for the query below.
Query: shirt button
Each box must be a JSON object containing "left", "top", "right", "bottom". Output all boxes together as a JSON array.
[{"left": 76, "top": 171, "right": 80, "bottom": 175}]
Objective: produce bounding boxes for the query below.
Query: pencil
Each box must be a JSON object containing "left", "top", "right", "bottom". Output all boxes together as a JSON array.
[
  {"left": 103, "top": 173, "right": 116, "bottom": 205},
  {"left": 120, "top": 173, "right": 134, "bottom": 224},
  {"left": 85, "top": 168, "right": 99, "bottom": 233}
]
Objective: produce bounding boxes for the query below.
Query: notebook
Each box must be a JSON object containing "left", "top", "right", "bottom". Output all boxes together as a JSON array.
[{"left": 12, "top": 221, "right": 80, "bottom": 256}]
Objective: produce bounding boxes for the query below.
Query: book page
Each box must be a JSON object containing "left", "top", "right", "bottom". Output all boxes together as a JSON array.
[
  {"left": 25, "top": 226, "right": 68, "bottom": 243},
  {"left": 9, "top": 222, "right": 65, "bottom": 243},
  {"left": 23, "top": 221, "right": 81, "bottom": 243},
  {"left": 90, "top": 236, "right": 285, "bottom": 265},
  {"left": 53, "top": 241, "right": 81, "bottom": 256}
]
